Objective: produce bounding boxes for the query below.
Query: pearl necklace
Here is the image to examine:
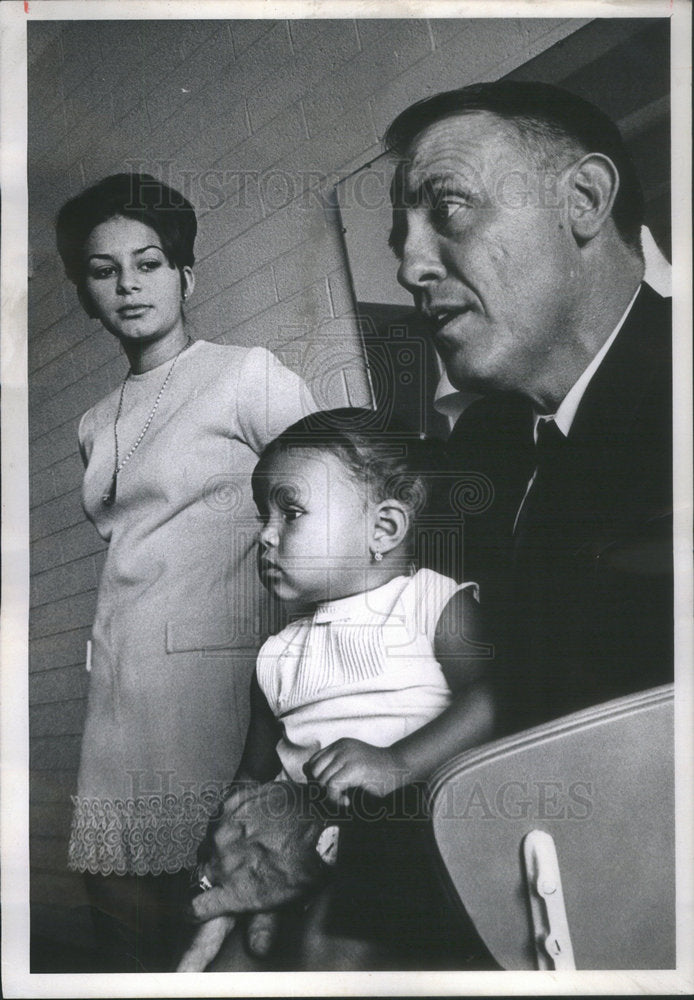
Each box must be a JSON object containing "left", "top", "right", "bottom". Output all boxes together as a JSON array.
[{"left": 102, "top": 338, "right": 192, "bottom": 506}]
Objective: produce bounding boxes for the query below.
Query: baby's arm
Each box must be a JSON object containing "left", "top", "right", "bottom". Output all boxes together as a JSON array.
[
  {"left": 307, "top": 588, "right": 495, "bottom": 803},
  {"left": 177, "top": 675, "right": 282, "bottom": 972},
  {"left": 177, "top": 913, "right": 236, "bottom": 972},
  {"left": 235, "top": 671, "right": 283, "bottom": 783},
  {"left": 397, "top": 585, "right": 495, "bottom": 775},
  {"left": 216, "top": 679, "right": 284, "bottom": 966}
]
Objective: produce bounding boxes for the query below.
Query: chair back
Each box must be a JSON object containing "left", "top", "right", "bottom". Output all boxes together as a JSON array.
[{"left": 428, "top": 685, "right": 675, "bottom": 969}]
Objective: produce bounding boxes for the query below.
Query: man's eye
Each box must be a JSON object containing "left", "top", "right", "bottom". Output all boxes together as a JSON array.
[
  {"left": 432, "top": 198, "right": 468, "bottom": 224},
  {"left": 282, "top": 509, "right": 304, "bottom": 523}
]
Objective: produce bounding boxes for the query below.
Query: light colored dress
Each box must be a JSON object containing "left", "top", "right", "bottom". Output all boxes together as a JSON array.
[
  {"left": 68, "top": 340, "right": 315, "bottom": 876},
  {"left": 256, "top": 569, "right": 478, "bottom": 783}
]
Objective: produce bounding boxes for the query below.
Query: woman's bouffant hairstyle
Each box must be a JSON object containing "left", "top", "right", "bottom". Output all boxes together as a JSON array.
[
  {"left": 385, "top": 80, "right": 644, "bottom": 256},
  {"left": 253, "top": 407, "right": 454, "bottom": 541},
  {"left": 55, "top": 173, "right": 197, "bottom": 286}
]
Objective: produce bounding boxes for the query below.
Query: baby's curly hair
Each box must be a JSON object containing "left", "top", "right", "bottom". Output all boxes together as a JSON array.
[{"left": 253, "top": 407, "right": 454, "bottom": 535}]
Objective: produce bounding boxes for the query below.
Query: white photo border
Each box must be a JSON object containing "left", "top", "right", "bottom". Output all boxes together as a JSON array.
[{"left": 2, "top": 1, "right": 692, "bottom": 996}]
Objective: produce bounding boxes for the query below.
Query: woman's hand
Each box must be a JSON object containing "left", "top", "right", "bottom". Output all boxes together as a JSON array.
[{"left": 306, "top": 739, "right": 407, "bottom": 805}]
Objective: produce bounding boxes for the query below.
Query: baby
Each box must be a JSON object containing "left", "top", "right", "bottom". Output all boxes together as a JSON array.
[{"left": 178, "top": 408, "right": 495, "bottom": 970}]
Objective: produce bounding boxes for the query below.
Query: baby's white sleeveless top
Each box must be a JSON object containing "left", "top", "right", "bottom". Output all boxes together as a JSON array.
[{"left": 256, "top": 568, "right": 478, "bottom": 783}]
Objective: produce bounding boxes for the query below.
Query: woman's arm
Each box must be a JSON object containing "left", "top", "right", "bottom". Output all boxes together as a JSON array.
[
  {"left": 236, "top": 347, "right": 318, "bottom": 457},
  {"left": 307, "top": 588, "right": 496, "bottom": 803},
  {"left": 234, "top": 672, "right": 282, "bottom": 783},
  {"left": 77, "top": 409, "right": 93, "bottom": 468}
]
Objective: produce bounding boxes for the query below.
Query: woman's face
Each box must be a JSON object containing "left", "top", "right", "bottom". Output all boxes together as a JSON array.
[{"left": 81, "top": 215, "right": 193, "bottom": 345}]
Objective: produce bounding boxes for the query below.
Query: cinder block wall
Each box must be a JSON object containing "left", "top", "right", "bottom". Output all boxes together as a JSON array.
[{"left": 27, "top": 16, "right": 584, "bottom": 941}]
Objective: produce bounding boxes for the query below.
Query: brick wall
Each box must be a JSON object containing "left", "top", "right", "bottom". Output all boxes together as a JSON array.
[{"left": 27, "top": 16, "right": 585, "bottom": 949}]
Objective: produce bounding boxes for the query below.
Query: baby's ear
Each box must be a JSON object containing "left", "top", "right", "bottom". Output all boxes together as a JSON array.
[{"left": 371, "top": 498, "right": 410, "bottom": 556}]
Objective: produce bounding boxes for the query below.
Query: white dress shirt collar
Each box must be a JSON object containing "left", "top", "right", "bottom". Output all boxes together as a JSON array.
[{"left": 534, "top": 284, "right": 641, "bottom": 441}]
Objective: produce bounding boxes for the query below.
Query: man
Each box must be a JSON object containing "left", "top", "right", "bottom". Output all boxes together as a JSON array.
[
  {"left": 186, "top": 81, "right": 673, "bottom": 968},
  {"left": 386, "top": 80, "right": 672, "bottom": 732}
]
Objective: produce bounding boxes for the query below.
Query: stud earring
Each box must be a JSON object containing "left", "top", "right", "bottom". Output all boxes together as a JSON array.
[{"left": 372, "top": 549, "right": 383, "bottom": 563}]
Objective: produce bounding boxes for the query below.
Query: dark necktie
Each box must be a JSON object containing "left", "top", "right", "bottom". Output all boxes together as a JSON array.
[{"left": 513, "top": 418, "right": 566, "bottom": 547}]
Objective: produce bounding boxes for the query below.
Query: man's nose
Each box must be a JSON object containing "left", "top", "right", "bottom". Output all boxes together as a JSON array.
[
  {"left": 258, "top": 521, "right": 279, "bottom": 548},
  {"left": 396, "top": 217, "right": 446, "bottom": 293}
]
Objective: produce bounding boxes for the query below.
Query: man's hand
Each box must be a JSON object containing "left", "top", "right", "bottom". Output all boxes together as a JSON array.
[
  {"left": 190, "top": 780, "right": 327, "bottom": 925},
  {"left": 306, "top": 739, "right": 406, "bottom": 805}
]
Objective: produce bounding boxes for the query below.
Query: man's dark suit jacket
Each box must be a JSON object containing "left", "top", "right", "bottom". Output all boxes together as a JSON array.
[{"left": 448, "top": 283, "right": 673, "bottom": 735}]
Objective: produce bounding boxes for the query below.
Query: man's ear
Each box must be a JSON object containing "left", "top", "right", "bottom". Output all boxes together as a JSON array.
[
  {"left": 566, "top": 152, "right": 620, "bottom": 244},
  {"left": 371, "top": 499, "right": 410, "bottom": 558}
]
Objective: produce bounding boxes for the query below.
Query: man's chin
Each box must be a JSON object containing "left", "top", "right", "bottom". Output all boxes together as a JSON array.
[
  {"left": 442, "top": 360, "right": 492, "bottom": 397},
  {"left": 437, "top": 342, "right": 511, "bottom": 398}
]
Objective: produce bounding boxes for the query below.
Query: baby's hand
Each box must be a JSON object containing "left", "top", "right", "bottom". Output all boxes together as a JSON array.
[{"left": 306, "top": 739, "right": 406, "bottom": 805}]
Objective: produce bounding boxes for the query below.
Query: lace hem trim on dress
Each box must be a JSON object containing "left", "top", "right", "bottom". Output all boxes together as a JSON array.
[{"left": 67, "top": 791, "right": 220, "bottom": 876}]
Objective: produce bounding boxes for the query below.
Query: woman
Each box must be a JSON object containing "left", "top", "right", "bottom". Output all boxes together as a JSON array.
[{"left": 55, "top": 173, "right": 315, "bottom": 970}]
